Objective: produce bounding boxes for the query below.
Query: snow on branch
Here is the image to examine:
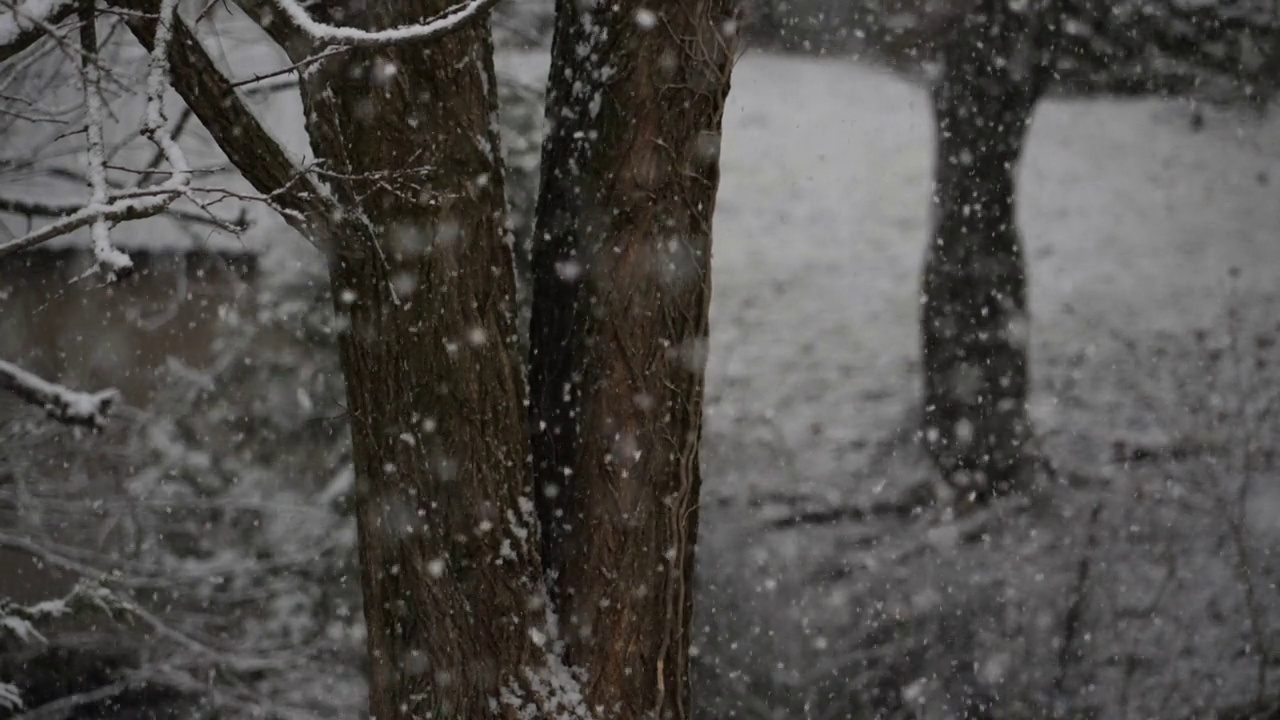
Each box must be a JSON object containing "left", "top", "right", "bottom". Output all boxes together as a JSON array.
[
  {"left": 0, "top": 0, "right": 73, "bottom": 57},
  {"left": 0, "top": 0, "right": 190, "bottom": 272},
  {"left": 116, "top": 0, "right": 339, "bottom": 245},
  {"left": 0, "top": 581, "right": 129, "bottom": 644},
  {"left": 0, "top": 359, "right": 120, "bottom": 427},
  {"left": 0, "top": 192, "right": 248, "bottom": 232},
  {"left": 270, "top": 0, "right": 502, "bottom": 48},
  {"left": 80, "top": 0, "right": 132, "bottom": 275}
]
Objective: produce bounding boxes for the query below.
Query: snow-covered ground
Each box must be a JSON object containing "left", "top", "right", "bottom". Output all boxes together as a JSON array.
[
  {"left": 691, "top": 52, "right": 1280, "bottom": 719},
  {"left": 702, "top": 51, "right": 1280, "bottom": 506}
]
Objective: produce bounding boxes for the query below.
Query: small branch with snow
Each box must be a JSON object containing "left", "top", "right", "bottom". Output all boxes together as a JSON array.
[
  {"left": 117, "top": 0, "right": 340, "bottom": 244},
  {"left": 0, "top": 359, "right": 120, "bottom": 427},
  {"left": 0, "top": 0, "right": 192, "bottom": 268},
  {"left": 0, "top": 184, "right": 185, "bottom": 259},
  {"left": 270, "top": 0, "right": 502, "bottom": 48},
  {"left": 0, "top": 580, "right": 127, "bottom": 641},
  {"left": 0, "top": 192, "right": 249, "bottom": 232},
  {"left": 79, "top": 0, "right": 131, "bottom": 275}
]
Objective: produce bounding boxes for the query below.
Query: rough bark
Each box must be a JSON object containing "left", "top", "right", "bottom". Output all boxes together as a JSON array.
[
  {"left": 922, "top": 0, "right": 1055, "bottom": 500},
  {"left": 527, "top": 2, "right": 739, "bottom": 717},
  {"left": 297, "top": 3, "right": 548, "bottom": 717}
]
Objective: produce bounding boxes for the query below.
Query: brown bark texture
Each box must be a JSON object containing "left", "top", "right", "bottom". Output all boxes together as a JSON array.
[
  {"left": 527, "top": 1, "right": 739, "bottom": 717},
  {"left": 121, "top": 0, "right": 740, "bottom": 714},
  {"left": 298, "top": 3, "right": 548, "bottom": 717},
  {"left": 922, "top": 0, "right": 1056, "bottom": 499}
]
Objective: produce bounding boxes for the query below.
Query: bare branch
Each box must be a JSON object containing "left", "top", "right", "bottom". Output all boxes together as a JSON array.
[
  {"left": 0, "top": 359, "right": 120, "bottom": 427},
  {"left": 114, "top": 0, "right": 337, "bottom": 246},
  {"left": 227, "top": 44, "right": 347, "bottom": 89},
  {"left": 6, "top": 0, "right": 342, "bottom": 254},
  {"left": 268, "top": 0, "right": 501, "bottom": 48},
  {"left": 0, "top": 0, "right": 193, "bottom": 265}
]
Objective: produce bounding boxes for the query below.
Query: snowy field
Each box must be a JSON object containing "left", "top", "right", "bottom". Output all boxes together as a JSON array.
[
  {"left": 676, "top": 52, "right": 1280, "bottom": 717},
  {"left": 701, "top": 51, "right": 1280, "bottom": 506}
]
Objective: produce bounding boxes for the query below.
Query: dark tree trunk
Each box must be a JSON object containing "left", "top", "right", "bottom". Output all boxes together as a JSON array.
[
  {"left": 922, "top": 0, "right": 1055, "bottom": 499},
  {"left": 117, "top": 0, "right": 742, "bottom": 716},
  {"left": 527, "top": 1, "right": 739, "bottom": 716},
  {"left": 298, "top": 3, "right": 548, "bottom": 717}
]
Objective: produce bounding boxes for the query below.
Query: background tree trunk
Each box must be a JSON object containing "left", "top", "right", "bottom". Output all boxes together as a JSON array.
[
  {"left": 527, "top": 1, "right": 739, "bottom": 716},
  {"left": 299, "top": 4, "right": 549, "bottom": 717},
  {"left": 922, "top": 0, "right": 1055, "bottom": 499}
]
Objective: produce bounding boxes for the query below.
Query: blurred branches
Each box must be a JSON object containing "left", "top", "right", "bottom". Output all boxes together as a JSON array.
[
  {"left": 744, "top": 0, "right": 1280, "bottom": 104},
  {"left": 0, "top": 271, "right": 360, "bottom": 717}
]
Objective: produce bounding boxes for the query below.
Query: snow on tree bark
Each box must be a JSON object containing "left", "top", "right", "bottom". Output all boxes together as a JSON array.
[
  {"left": 922, "top": 0, "right": 1057, "bottom": 500},
  {"left": 0, "top": 0, "right": 190, "bottom": 267},
  {"left": 527, "top": 1, "right": 739, "bottom": 717}
]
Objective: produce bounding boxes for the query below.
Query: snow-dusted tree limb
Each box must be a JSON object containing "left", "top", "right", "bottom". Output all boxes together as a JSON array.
[
  {"left": 0, "top": 359, "right": 120, "bottom": 427},
  {"left": 0, "top": 0, "right": 74, "bottom": 63},
  {"left": 268, "top": 0, "right": 502, "bottom": 49},
  {"left": 79, "top": 0, "right": 133, "bottom": 275},
  {"left": 107, "top": 0, "right": 503, "bottom": 252},
  {"left": 0, "top": 192, "right": 248, "bottom": 231},
  {"left": 0, "top": 185, "right": 190, "bottom": 259},
  {"left": 0, "top": 581, "right": 129, "bottom": 639},
  {"left": 114, "top": 0, "right": 339, "bottom": 245},
  {"left": 226, "top": 45, "right": 348, "bottom": 89},
  {"left": 0, "top": 0, "right": 192, "bottom": 269}
]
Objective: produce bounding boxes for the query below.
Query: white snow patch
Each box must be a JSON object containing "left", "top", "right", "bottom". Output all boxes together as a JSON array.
[
  {"left": 270, "top": 0, "right": 498, "bottom": 47},
  {"left": 0, "top": 0, "right": 69, "bottom": 49}
]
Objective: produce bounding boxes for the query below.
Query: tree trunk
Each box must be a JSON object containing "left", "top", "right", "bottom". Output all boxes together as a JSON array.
[
  {"left": 298, "top": 4, "right": 549, "bottom": 717},
  {"left": 922, "top": 0, "right": 1054, "bottom": 500},
  {"left": 527, "top": 1, "right": 738, "bottom": 716}
]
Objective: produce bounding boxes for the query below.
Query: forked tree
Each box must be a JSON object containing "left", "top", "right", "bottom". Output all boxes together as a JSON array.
[{"left": 0, "top": 0, "right": 738, "bottom": 717}]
